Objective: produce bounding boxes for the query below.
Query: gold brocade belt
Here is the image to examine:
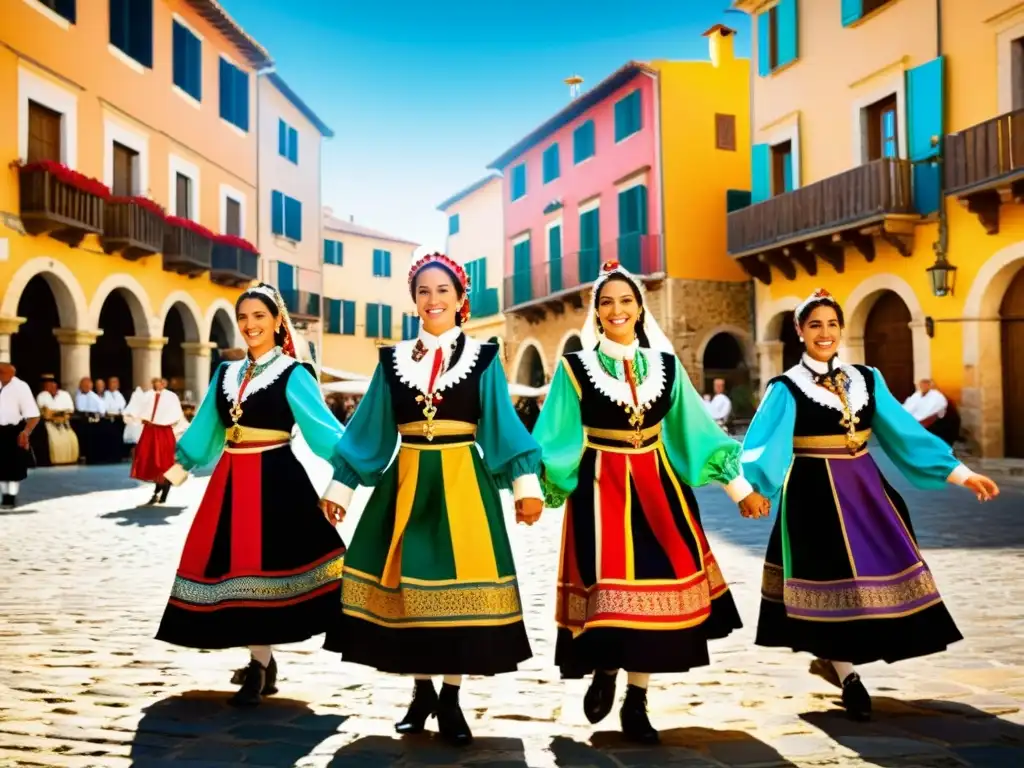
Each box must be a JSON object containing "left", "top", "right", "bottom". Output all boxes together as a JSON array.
[
  {"left": 223, "top": 426, "right": 291, "bottom": 454},
  {"left": 792, "top": 429, "right": 872, "bottom": 458},
  {"left": 399, "top": 420, "right": 476, "bottom": 450},
  {"left": 585, "top": 424, "right": 663, "bottom": 452}
]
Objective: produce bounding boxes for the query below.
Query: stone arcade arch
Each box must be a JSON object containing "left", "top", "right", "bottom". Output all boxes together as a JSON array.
[{"left": 514, "top": 340, "right": 547, "bottom": 388}]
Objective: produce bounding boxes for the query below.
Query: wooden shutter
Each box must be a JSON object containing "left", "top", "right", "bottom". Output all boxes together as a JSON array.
[
  {"left": 112, "top": 142, "right": 136, "bottom": 196},
  {"left": 225, "top": 198, "right": 241, "bottom": 236},
  {"left": 907, "top": 56, "right": 944, "bottom": 215},
  {"left": 27, "top": 101, "right": 62, "bottom": 163},
  {"left": 715, "top": 114, "right": 736, "bottom": 151},
  {"left": 751, "top": 144, "right": 771, "bottom": 203},
  {"left": 776, "top": 0, "right": 798, "bottom": 69},
  {"left": 176, "top": 172, "right": 191, "bottom": 218}
]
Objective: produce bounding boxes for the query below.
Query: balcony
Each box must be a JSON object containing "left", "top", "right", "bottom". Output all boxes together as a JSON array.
[
  {"left": 727, "top": 158, "right": 919, "bottom": 284},
  {"left": 503, "top": 234, "right": 663, "bottom": 320},
  {"left": 18, "top": 164, "right": 104, "bottom": 247},
  {"left": 162, "top": 219, "right": 213, "bottom": 277},
  {"left": 281, "top": 289, "right": 322, "bottom": 324},
  {"left": 101, "top": 198, "right": 165, "bottom": 260},
  {"left": 211, "top": 242, "right": 259, "bottom": 287},
  {"left": 945, "top": 108, "right": 1024, "bottom": 234}
]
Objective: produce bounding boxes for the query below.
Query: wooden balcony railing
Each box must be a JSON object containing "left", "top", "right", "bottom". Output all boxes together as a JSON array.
[
  {"left": 18, "top": 167, "right": 104, "bottom": 247},
  {"left": 162, "top": 223, "right": 212, "bottom": 277},
  {"left": 101, "top": 200, "right": 164, "bottom": 260},
  {"left": 945, "top": 108, "right": 1024, "bottom": 234},
  {"left": 728, "top": 158, "right": 914, "bottom": 260},
  {"left": 211, "top": 244, "right": 259, "bottom": 287}
]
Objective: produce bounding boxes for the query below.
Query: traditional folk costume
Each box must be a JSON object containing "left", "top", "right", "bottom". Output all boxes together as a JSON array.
[
  {"left": 122, "top": 387, "right": 147, "bottom": 448},
  {"left": 0, "top": 374, "right": 40, "bottom": 509},
  {"left": 130, "top": 387, "right": 186, "bottom": 505},
  {"left": 324, "top": 253, "right": 542, "bottom": 745},
  {"left": 532, "top": 262, "right": 750, "bottom": 743},
  {"left": 741, "top": 290, "right": 970, "bottom": 720},
  {"left": 156, "top": 285, "right": 348, "bottom": 707},
  {"left": 34, "top": 380, "right": 79, "bottom": 466}
]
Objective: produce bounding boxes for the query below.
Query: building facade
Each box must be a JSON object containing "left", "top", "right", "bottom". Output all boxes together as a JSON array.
[
  {"left": 730, "top": 0, "right": 1024, "bottom": 458},
  {"left": 437, "top": 174, "right": 506, "bottom": 357},
  {"left": 490, "top": 27, "right": 755, "bottom": 403},
  {"left": 320, "top": 209, "right": 420, "bottom": 377},
  {"left": 0, "top": 0, "right": 273, "bottom": 402},
  {"left": 257, "top": 72, "right": 333, "bottom": 363}
]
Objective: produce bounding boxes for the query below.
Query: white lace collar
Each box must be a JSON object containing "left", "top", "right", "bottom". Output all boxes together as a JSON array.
[
  {"left": 578, "top": 347, "right": 668, "bottom": 409},
  {"left": 392, "top": 329, "right": 482, "bottom": 394},
  {"left": 783, "top": 354, "right": 868, "bottom": 415},
  {"left": 599, "top": 336, "right": 639, "bottom": 361},
  {"left": 222, "top": 347, "right": 296, "bottom": 403}
]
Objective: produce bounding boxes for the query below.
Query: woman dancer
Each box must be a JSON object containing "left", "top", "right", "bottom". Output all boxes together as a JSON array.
[
  {"left": 532, "top": 260, "right": 768, "bottom": 744},
  {"left": 741, "top": 289, "right": 999, "bottom": 721},
  {"left": 156, "top": 283, "right": 349, "bottom": 707},
  {"left": 322, "top": 253, "right": 543, "bottom": 746}
]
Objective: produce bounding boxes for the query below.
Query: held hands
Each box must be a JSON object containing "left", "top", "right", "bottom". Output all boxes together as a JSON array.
[
  {"left": 738, "top": 491, "right": 771, "bottom": 519},
  {"left": 320, "top": 499, "right": 346, "bottom": 525},
  {"left": 516, "top": 497, "right": 543, "bottom": 526},
  {"left": 964, "top": 473, "right": 999, "bottom": 502}
]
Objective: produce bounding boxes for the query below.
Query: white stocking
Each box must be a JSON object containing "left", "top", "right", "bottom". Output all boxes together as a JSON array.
[{"left": 249, "top": 645, "right": 273, "bottom": 667}]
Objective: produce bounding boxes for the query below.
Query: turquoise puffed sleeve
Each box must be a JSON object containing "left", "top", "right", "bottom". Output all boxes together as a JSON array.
[
  {"left": 531, "top": 357, "right": 585, "bottom": 508},
  {"left": 175, "top": 363, "right": 228, "bottom": 471},
  {"left": 662, "top": 358, "right": 752, "bottom": 502},
  {"left": 285, "top": 364, "right": 346, "bottom": 462},
  {"left": 740, "top": 381, "right": 796, "bottom": 500},
  {"left": 476, "top": 351, "right": 543, "bottom": 500},
  {"left": 870, "top": 367, "right": 967, "bottom": 489}
]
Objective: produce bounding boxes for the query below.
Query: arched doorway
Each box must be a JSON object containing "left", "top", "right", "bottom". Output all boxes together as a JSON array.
[
  {"left": 702, "top": 332, "right": 749, "bottom": 393},
  {"left": 561, "top": 334, "right": 583, "bottom": 357},
  {"left": 91, "top": 290, "right": 137, "bottom": 391},
  {"left": 864, "top": 291, "right": 913, "bottom": 402},
  {"left": 515, "top": 343, "right": 545, "bottom": 387},
  {"left": 779, "top": 310, "right": 803, "bottom": 370},
  {"left": 209, "top": 308, "right": 235, "bottom": 371},
  {"left": 11, "top": 275, "right": 62, "bottom": 388},
  {"left": 1001, "top": 267, "right": 1024, "bottom": 458},
  {"left": 162, "top": 305, "right": 191, "bottom": 396}
]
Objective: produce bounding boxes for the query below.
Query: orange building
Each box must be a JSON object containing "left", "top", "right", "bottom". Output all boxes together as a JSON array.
[{"left": 0, "top": 0, "right": 273, "bottom": 401}]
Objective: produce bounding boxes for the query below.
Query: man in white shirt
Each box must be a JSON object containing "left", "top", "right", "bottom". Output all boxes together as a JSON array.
[
  {"left": 0, "top": 363, "right": 41, "bottom": 509},
  {"left": 74, "top": 377, "right": 105, "bottom": 414},
  {"left": 707, "top": 378, "right": 732, "bottom": 432},
  {"left": 103, "top": 376, "right": 127, "bottom": 415},
  {"left": 903, "top": 379, "right": 948, "bottom": 428},
  {"left": 34, "top": 374, "right": 78, "bottom": 466}
]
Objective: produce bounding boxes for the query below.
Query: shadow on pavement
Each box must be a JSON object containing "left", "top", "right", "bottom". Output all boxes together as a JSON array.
[
  {"left": 799, "top": 697, "right": 1024, "bottom": 767},
  {"left": 552, "top": 729, "right": 799, "bottom": 767},
  {"left": 129, "top": 691, "right": 346, "bottom": 767},
  {"left": 327, "top": 734, "right": 527, "bottom": 766},
  {"left": 101, "top": 505, "right": 187, "bottom": 526}
]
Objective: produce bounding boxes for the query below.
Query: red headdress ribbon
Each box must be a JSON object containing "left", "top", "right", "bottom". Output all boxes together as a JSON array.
[{"left": 407, "top": 252, "right": 472, "bottom": 323}]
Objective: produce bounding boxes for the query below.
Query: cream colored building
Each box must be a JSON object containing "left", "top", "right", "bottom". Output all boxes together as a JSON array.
[
  {"left": 257, "top": 73, "right": 333, "bottom": 360},
  {"left": 437, "top": 174, "right": 506, "bottom": 359},
  {"left": 321, "top": 209, "right": 419, "bottom": 376}
]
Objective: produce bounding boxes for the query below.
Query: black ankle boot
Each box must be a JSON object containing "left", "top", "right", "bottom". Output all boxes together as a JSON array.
[
  {"left": 228, "top": 659, "right": 266, "bottom": 707},
  {"left": 841, "top": 673, "right": 872, "bottom": 721},
  {"left": 583, "top": 670, "right": 617, "bottom": 724},
  {"left": 620, "top": 684, "right": 659, "bottom": 744},
  {"left": 158, "top": 482, "right": 170, "bottom": 504},
  {"left": 230, "top": 655, "right": 278, "bottom": 695},
  {"left": 436, "top": 682, "right": 473, "bottom": 746},
  {"left": 1, "top": 494, "right": 14, "bottom": 509},
  {"left": 395, "top": 679, "right": 438, "bottom": 734},
  {"left": 147, "top": 489, "right": 160, "bottom": 505}
]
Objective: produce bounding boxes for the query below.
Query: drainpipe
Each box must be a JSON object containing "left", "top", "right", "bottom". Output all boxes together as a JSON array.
[{"left": 932, "top": 0, "right": 948, "bottom": 263}]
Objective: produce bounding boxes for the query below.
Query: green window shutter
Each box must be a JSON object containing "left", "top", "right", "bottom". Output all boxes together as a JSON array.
[
  {"left": 782, "top": 152, "right": 794, "bottom": 192},
  {"left": 907, "top": 56, "right": 945, "bottom": 215},
  {"left": 580, "top": 208, "right": 600, "bottom": 283},
  {"left": 548, "top": 225, "right": 562, "bottom": 293},
  {"left": 777, "top": 0, "right": 798, "bottom": 68},
  {"left": 372, "top": 249, "right": 381, "bottom": 276},
  {"left": 842, "top": 0, "right": 863, "bottom": 26},
  {"left": 381, "top": 305, "right": 392, "bottom": 339},
  {"left": 574, "top": 121, "right": 595, "bottom": 164},
  {"left": 513, "top": 240, "right": 532, "bottom": 305},
  {"left": 726, "top": 189, "right": 752, "bottom": 212},
  {"left": 757, "top": 12, "right": 771, "bottom": 77},
  {"left": 366, "top": 303, "right": 379, "bottom": 338},
  {"left": 343, "top": 301, "right": 355, "bottom": 334},
  {"left": 284, "top": 197, "right": 301, "bottom": 240},
  {"left": 751, "top": 144, "right": 771, "bottom": 203},
  {"left": 278, "top": 119, "right": 288, "bottom": 157},
  {"left": 384, "top": 250, "right": 392, "bottom": 277},
  {"left": 288, "top": 127, "right": 299, "bottom": 163},
  {"left": 543, "top": 144, "right": 560, "bottom": 183}
]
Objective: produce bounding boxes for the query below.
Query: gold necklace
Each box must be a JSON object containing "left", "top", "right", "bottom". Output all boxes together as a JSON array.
[{"left": 818, "top": 370, "right": 863, "bottom": 454}]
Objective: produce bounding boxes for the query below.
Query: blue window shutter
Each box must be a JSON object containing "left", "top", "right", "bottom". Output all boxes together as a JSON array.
[
  {"left": 842, "top": 0, "right": 863, "bottom": 26},
  {"left": 615, "top": 97, "right": 627, "bottom": 141},
  {"left": 344, "top": 301, "right": 355, "bottom": 334},
  {"left": 289, "top": 127, "right": 299, "bottom": 163},
  {"left": 384, "top": 251, "right": 391, "bottom": 277},
  {"left": 278, "top": 120, "right": 287, "bottom": 156},
  {"left": 337, "top": 241, "right": 343, "bottom": 265},
  {"left": 234, "top": 68, "right": 249, "bottom": 131},
  {"left": 543, "top": 144, "right": 560, "bottom": 182},
  {"left": 56, "top": 0, "right": 75, "bottom": 22},
  {"left": 751, "top": 144, "right": 771, "bottom": 203},
  {"left": 284, "top": 197, "right": 301, "bottom": 240},
  {"left": 172, "top": 22, "right": 185, "bottom": 90},
  {"left": 381, "top": 305, "right": 392, "bottom": 338},
  {"left": 632, "top": 91, "right": 642, "bottom": 134},
  {"left": 219, "top": 58, "right": 231, "bottom": 121},
  {"left": 907, "top": 56, "right": 945, "bottom": 215},
  {"left": 783, "top": 153, "right": 794, "bottom": 192},
  {"left": 329, "top": 300, "right": 342, "bottom": 334},
  {"left": 110, "top": 0, "right": 127, "bottom": 52},
  {"left": 757, "top": 12, "right": 770, "bottom": 76},
  {"left": 449, "top": 214, "right": 459, "bottom": 235},
  {"left": 372, "top": 249, "right": 380, "bottom": 276},
  {"left": 134, "top": 0, "right": 153, "bottom": 67},
  {"left": 777, "top": 0, "right": 798, "bottom": 68},
  {"left": 271, "top": 191, "right": 283, "bottom": 235},
  {"left": 366, "top": 303, "right": 378, "bottom": 338},
  {"left": 188, "top": 32, "right": 201, "bottom": 100}
]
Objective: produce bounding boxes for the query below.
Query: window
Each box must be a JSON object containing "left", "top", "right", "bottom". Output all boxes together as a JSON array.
[
  {"left": 111, "top": 141, "right": 137, "bottom": 196},
  {"left": 278, "top": 119, "right": 298, "bottom": 163},
  {"left": 372, "top": 249, "right": 392, "bottom": 277},
  {"left": 402, "top": 313, "right": 420, "bottom": 340},
  {"left": 448, "top": 213, "right": 460, "bottom": 236},
  {"left": 27, "top": 101, "right": 62, "bottom": 164},
  {"left": 766, "top": 6, "right": 779, "bottom": 71},
  {"left": 342, "top": 300, "right": 355, "bottom": 335},
  {"left": 224, "top": 198, "right": 241, "bottom": 236},
  {"left": 325, "top": 298, "right": 342, "bottom": 334},
  {"left": 771, "top": 141, "right": 794, "bottom": 196},
  {"left": 864, "top": 94, "right": 898, "bottom": 161},
  {"left": 172, "top": 19, "right": 202, "bottom": 101},
  {"left": 271, "top": 191, "right": 302, "bottom": 241},
  {"left": 510, "top": 163, "right": 526, "bottom": 201},
  {"left": 175, "top": 172, "right": 192, "bottom": 218},
  {"left": 324, "top": 239, "right": 343, "bottom": 265},
  {"left": 614, "top": 89, "right": 642, "bottom": 142},
  {"left": 219, "top": 58, "right": 249, "bottom": 131},
  {"left": 863, "top": 0, "right": 893, "bottom": 12},
  {"left": 109, "top": 0, "right": 153, "bottom": 68},
  {"left": 1012, "top": 37, "right": 1024, "bottom": 110},
  {"left": 845, "top": 0, "right": 893, "bottom": 25},
  {"left": 365, "top": 303, "right": 392, "bottom": 338},
  {"left": 715, "top": 113, "right": 737, "bottom": 151},
  {"left": 543, "top": 143, "right": 560, "bottom": 183},
  {"left": 757, "top": 0, "right": 798, "bottom": 76},
  {"left": 574, "top": 120, "right": 595, "bottom": 164},
  {"left": 579, "top": 206, "right": 601, "bottom": 282},
  {"left": 512, "top": 237, "right": 532, "bottom": 305},
  {"left": 465, "top": 257, "right": 486, "bottom": 291},
  {"left": 34, "top": 0, "right": 76, "bottom": 23}
]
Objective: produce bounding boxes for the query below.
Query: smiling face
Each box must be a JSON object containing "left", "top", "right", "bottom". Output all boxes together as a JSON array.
[
  {"left": 236, "top": 297, "right": 279, "bottom": 358},
  {"left": 414, "top": 265, "right": 462, "bottom": 335},
  {"left": 597, "top": 276, "right": 640, "bottom": 346},
  {"left": 800, "top": 304, "right": 843, "bottom": 363}
]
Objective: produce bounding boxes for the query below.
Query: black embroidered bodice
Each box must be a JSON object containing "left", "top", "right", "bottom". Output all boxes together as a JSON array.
[
  {"left": 563, "top": 350, "right": 676, "bottom": 431},
  {"left": 769, "top": 364, "right": 877, "bottom": 438},
  {"left": 214, "top": 359, "right": 305, "bottom": 433}
]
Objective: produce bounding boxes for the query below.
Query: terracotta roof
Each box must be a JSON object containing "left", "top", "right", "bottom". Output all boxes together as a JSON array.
[
  {"left": 182, "top": 0, "right": 273, "bottom": 69},
  {"left": 436, "top": 174, "right": 501, "bottom": 211},
  {"left": 323, "top": 214, "right": 419, "bottom": 247}
]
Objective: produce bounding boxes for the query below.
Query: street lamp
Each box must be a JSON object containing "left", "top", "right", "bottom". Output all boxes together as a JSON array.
[{"left": 926, "top": 255, "right": 957, "bottom": 297}]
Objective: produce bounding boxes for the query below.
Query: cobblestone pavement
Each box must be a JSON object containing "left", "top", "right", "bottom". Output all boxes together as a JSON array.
[{"left": 1, "top": 454, "right": 1023, "bottom": 768}]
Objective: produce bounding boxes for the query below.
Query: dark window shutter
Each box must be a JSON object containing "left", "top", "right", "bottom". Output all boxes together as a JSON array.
[
  {"left": 271, "top": 190, "right": 284, "bottom": 235},
  {"left": 343, "top": 301, "right": 355, "bottom": 334},
  {"left": 219, "top": 58, "right": 232, "bottom": 122},
  {"left": 172, "top": 22, "right": 185, "bottom": 90},
  {"left": 132, "top": 0, "right": 153, "bottom": 67},
  {"left": 279, "top": 119, "right": 288, "bottom": 156},
  {"left": 234, "top": 68, "right": 249, "bottom": 131},
  {"left": 188, "top": 32, "right": 202, "bottom": 100},
  {"left": 57, "top": 0, "right": 76, "bottom": 23},
  {"left": 284, "top": 197, "right": 302, "bottom": 240},
  {"left": 110, "top": 0, "right": 127, "bottom": 52},
  {"left": 381, "top": 305, "right": 392, "bottom": 339}
]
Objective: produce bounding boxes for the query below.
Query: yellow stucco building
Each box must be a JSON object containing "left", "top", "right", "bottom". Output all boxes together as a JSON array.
[
  {"left": 320, "top": 209, "right": 419, "bottom": 377},
  {"left": 0, "top": 0, "right": 276, "bottom": 401},
  {"left": 731, "top": 0, "right": 1024, "bottom": 459}
]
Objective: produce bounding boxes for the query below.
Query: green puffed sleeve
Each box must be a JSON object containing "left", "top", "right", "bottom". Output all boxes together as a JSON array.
[{"left": 532, "top": 357, "right": 585, "bottom": 508}]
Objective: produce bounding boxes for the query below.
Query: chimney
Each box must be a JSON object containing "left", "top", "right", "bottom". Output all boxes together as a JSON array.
[{"left": 702, "top": 24, "right": 736, "bottom": 68}]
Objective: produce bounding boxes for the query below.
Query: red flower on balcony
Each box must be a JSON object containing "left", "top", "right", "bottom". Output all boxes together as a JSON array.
[
  {"left": 16, "top": 160, "right": 111, "bottom": 199},
  {"left": 214, "top": 234, "right": 259, "bottom": 254},
  {"left": 165, "top": 215, "right": 217, "bottom": 241},
  {"left": 108, "top": 195, "right": 167, "bottom": 220}
]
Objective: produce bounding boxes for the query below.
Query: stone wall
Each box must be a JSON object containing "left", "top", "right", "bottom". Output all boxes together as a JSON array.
[{"left": 505, "top": 300, "right": 591, "bottom": 383}]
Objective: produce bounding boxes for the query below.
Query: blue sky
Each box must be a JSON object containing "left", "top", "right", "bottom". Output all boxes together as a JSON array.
[{"left": 220, "top": 0, "right": 750, "bottom": 256}]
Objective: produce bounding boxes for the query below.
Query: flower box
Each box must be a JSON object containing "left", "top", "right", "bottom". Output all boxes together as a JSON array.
[{"left": 18, "top": 161, "right": 108, "bottom": 246}]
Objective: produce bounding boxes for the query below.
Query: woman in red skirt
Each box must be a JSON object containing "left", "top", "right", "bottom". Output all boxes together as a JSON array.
[
  {"left": 157, "top": 283, "right": 349, "bottom": 706},
  {"left": 129, "top": 377, "right": 184, "bottom": 505}
]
